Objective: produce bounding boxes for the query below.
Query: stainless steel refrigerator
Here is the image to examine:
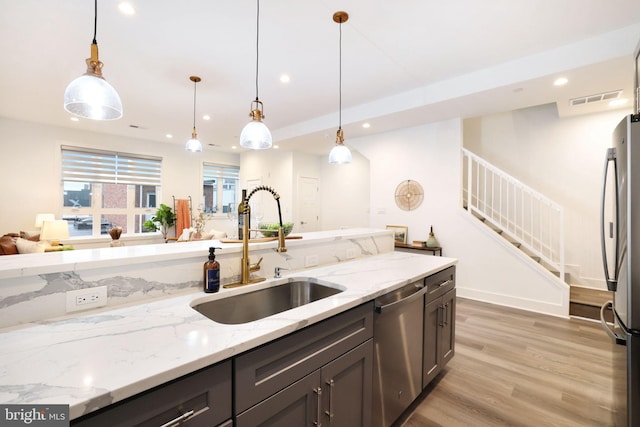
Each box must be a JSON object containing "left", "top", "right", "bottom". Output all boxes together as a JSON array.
[{"left": 600, "top": 113, "right": 640, "bottom": 426}]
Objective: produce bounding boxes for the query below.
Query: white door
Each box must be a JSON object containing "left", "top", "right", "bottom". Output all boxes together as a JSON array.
[{"left": 298, "top": 176, "right": 319, "bottom": 232}]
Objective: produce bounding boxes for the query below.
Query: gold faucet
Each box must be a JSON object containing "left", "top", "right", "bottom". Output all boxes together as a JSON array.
[{"left": 223, "top": 188, "right": 287, "bottom": 288}]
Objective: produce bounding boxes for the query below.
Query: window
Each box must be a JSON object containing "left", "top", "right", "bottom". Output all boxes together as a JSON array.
[
  {"left": 61, "top": 147, "right": 162, "bottom": 237},
  {"left": 203, "top": 163, "right": 239, "bottom": 214}
]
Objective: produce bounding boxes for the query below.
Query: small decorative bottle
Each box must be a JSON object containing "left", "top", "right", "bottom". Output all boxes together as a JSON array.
[
  {"left": 426, "top": 225, "right": 439, "bottom": 248},
  {"left": 204, "top": 247, "right": 221, "bottom": 293}
]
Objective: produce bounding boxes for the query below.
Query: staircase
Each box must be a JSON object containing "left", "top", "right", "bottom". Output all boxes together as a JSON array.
[
  {"left": 461, "top": 149, "right": 613, "bottom": 320},
  {"left": 461, "top": 148, "right": 566, "bottom": 282}
]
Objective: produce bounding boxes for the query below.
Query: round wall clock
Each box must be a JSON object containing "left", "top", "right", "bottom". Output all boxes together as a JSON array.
[{"left": 394, "top": 179, "right": 424, "bottom": 211}]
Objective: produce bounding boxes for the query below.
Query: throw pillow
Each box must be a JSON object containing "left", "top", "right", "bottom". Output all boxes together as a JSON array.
[
  {"left": 20, "top": 230, "right": 40, "bottom": 241},
  {"left": 15, "top": 237, "right": 46, "bottom": 254},
  {"left": 0, "top": 235, "right": 18, "bottom": 255}
]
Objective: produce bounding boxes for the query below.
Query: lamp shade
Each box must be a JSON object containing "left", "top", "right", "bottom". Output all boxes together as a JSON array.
[
  {"left": 64, "top": 75, "right": 123, "bottom": 121},
  {"left": 34, "top": 213, "right": 55, "bottom": 228},
  {"left": 40, "top": 220, "right": 70, "bottom": 245},
  {"left": 240, "top": 120, "right": 272, "bottom": 149},
  {"left": 328, "top": 144, "right": 352, "bottom": 164},
  {"left": 185, "top": 137, "right": 203, "bottom": 152}
]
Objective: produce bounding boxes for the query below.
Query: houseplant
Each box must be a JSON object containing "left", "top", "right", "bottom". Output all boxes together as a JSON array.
[{"left": 143, "top": 204, "right": 176, "bottom": 242}]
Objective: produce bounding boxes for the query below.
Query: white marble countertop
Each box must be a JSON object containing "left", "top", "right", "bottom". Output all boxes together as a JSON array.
[{"left": 0, "top": 251, "right": 456, "bottom": 420}]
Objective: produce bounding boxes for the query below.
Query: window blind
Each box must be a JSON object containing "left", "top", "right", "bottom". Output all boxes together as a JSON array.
[
  {"left": 62, "top": 147, "right": 162, "bottom": 186},
  {"left": 203, "top": 163, "right": 239, "bottom": 183}
]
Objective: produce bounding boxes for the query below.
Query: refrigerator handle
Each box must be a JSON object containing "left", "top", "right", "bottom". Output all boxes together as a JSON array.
[
  {"left": 600, "top": 301, "right": 626, "bottom": 346},
  {"left": 600, "top": 148, "right": 619, "bottom": 292}
]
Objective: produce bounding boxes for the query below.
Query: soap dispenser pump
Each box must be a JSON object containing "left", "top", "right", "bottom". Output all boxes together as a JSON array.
[{"left": 204, "top": 247, "right": 222, "bottom": 293}]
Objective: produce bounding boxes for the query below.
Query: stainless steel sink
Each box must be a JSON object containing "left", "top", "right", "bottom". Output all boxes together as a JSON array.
[{"left": 192, "top": 279, "right": 344, "bottom": 324}]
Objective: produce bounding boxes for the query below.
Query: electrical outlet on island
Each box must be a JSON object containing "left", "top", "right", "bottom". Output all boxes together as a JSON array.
[{"left": 66, "top": 286, "right": 108, "bottom": 313}]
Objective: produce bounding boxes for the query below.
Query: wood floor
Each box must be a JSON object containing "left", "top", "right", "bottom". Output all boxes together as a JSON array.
[{"left": 399, "top": 297, "right": 615, "bottom": 427}]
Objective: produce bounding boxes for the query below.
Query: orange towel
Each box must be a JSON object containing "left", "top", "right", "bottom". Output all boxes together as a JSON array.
[{"left": 176, "top": 199, "right": 191, "bottom": 238}]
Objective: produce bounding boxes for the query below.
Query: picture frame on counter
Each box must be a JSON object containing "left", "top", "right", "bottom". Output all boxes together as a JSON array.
[{"left": 386, "top": 225, "right": 408, "bottom": 244}]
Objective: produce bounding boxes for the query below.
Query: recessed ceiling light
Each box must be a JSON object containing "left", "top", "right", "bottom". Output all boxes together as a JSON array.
[
  {"left": 166, "top": 134, "right": 173, "bottom": 139},
  {"left": 280, "top": 74, "right": 290, "bottom": 83},
  {"left": 362, "top": 122, "right": 370, "bottom": 129},
  {"left": 202, "top": 114, "right": 211, "bottom": 121},
  {"left": 70, "top": 117, "right": 79, "bottom": 122},
  {"left": 609, "top": 98, "right": 628, "bottom": 107},
  {"left": 231, "top": 145, "right": 237, "bottom": 150},
  {"left": 118, "top": 2, "right": 135, "bottom": 15},
  {"left": 554, "top": 77, "right": 568, "bottom": 86},
  {"left": 273, "top": 144, "right": 279, "bottom": 149}
]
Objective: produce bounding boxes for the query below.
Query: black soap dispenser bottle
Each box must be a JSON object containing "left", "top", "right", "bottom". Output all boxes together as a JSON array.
[{"left": 204, "top": 247, "right": 221, "bottom": 293}]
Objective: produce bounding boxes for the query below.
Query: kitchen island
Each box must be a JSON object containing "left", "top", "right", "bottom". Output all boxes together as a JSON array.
[{"left": 0, "top": 229, "right": 456, "bottom": 423}]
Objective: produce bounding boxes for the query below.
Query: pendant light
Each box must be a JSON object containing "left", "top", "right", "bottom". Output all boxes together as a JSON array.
[
  {"left": 239, "top": 0, "right": 272, "bottom": 150},
  {"left": 63, "top": 0, "right": 122, "bottom": 121},
  {"left": 185, "top": 76, "right": 203, "bottom": 153},
  {"left": 328, "top": 11, "right": 352, "bottom": 164}
]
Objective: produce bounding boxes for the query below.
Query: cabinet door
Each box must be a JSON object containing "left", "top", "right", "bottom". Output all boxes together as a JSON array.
[
  {"left": 321, "top": 340, "right": 373, "bottom": 427},
  {"left": 441, "top": 289, "right": 456, "bottom": 366},
  {"left": 236, "top": 371, "right": 322, "bottom": 427},
  {"left": 423, "top": 298, "right": 441, "bottom": 387}
]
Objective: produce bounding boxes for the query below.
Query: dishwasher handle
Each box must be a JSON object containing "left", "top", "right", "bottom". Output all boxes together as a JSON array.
[{"left": 375, "top": 284, "right": 429, "bottom": 313}]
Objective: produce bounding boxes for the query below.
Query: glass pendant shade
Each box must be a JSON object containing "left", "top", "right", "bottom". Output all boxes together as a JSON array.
[
  {"left": 328, "top": 143, "right": 352, "bottom": 164},
  {"left": 240, "top": 119, "right": 272, "bottom": 150},
  {"left": 185, "top": 131, "right": 203, "bottom": 153},
  {"left": 64, "top": 74, "right": 123, "bottom": 120}
]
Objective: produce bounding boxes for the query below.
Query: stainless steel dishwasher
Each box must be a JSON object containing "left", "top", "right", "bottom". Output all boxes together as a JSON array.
[{"left": 372, "top": 279, "right": 429, "bottom": 427}]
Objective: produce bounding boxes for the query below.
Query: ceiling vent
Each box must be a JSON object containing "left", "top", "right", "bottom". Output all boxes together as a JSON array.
[{"left": 570, "top": 90, "right": 622, "bottom": 106}]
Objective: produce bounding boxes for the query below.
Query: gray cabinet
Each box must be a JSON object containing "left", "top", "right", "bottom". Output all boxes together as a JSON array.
[
  {"left": 235, "top": 302, "right": 374, "bottom": 426},
  {"left": 71, "top": 360, "right": 232, "bottom": 427},
  {"left": 423, "top": 266, "right": 456, "bottom": 387},
  {"left": 237, "top": 340, "right": 372, "bottom": 426}
]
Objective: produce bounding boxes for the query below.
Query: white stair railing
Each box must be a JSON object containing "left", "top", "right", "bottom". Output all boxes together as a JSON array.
[{"left": 461, "top": 148, "right": 565, "bottom": 282}]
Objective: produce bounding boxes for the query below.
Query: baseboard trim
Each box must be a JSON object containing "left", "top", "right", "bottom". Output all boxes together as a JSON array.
[{"left": 457, "top": 287, "right": 569, "bottom": 318}]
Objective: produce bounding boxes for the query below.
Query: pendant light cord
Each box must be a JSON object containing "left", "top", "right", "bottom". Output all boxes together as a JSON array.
[
  {"left": 193, "top": 79, "right": 197, "bottom": 130},
  {"left": 92, "top": 0, "right": 98, "bottom": 44},
  {"left": 338, "top": 16, "right": 343, "bottom": 130},
  {"left": 254, "top": 0, "right": 260, "bottom": 101}
]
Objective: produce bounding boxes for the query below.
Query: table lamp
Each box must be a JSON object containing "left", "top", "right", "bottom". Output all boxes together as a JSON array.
[{"left": 40, "top": 220, "right": 69, "bottom": 246}]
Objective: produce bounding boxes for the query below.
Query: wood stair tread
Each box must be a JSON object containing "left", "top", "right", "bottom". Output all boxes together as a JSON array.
[{"left": 569, "top": 285, "right": 612, "bottom": 307}]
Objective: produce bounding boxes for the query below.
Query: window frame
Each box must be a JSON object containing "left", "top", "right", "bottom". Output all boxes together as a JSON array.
[
  {"left": 61, "top": 147, "right": 162, "bottom": 237},
  {"left": 203, "top": 163, "right": 240, "bottom": 216}
]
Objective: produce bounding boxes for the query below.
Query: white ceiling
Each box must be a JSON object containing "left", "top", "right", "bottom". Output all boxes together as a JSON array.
[{"left": 1, "top": 0, "right": 640, "bottom": 156}]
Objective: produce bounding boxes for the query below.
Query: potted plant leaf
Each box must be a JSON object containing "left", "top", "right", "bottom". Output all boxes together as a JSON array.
[{"left": 143, "top": 204, "right": 176, "bottom": 242}]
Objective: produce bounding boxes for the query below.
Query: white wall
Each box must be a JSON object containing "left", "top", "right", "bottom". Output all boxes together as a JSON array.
[
  {"left": 240, "top": 148, "right": 370, "bottom": 232},
  {"left": 320, "top": 150, "right": 370, "bottom": 230},
  {"left": 463, "top": 105, "right": 630, "bottom": 289},
  {"left": 0, "top": 117, "right": 239, "bottom": 234},
  {"left": 352, "top": 118, "right": 569, "bottom": 317}
]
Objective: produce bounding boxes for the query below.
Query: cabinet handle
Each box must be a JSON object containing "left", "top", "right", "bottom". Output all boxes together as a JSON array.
[
  {"left": 159, "top": 409, "right": 194, "bottom": 427},
  {"left": 438, "top": 305, "right": 443, "bottom": 327},
  {"left": 437, "top": 279, "right": 453, "bottom": 288},
  {"left": 325, "top": 379, "right": 335, "bottom": 422},
  {"left": 443, "top": 302, "right": 448, "bottom": 326},
  {"left": 314, "top": 387, "right": 323, "bottom": 427}
]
